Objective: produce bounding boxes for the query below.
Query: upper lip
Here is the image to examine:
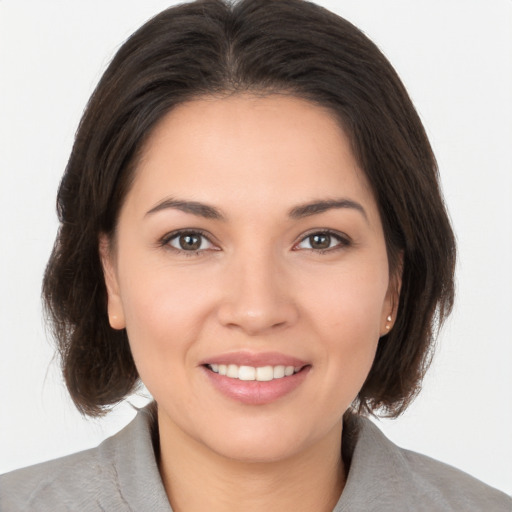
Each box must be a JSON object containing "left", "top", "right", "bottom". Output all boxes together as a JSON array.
[{"left": 200, "top": 351, "right": 309, "bottom": 368}]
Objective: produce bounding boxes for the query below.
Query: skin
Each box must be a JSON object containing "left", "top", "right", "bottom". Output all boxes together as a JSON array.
[{"left": 101, "top": 94, "right": 400, "bottom": 512}]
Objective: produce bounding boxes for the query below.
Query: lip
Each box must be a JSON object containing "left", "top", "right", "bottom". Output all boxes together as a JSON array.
[
  {"left": 200, "top": 351, "right": 311, "bottom": 405},
  {"left": 200, "top": 351, "right": 308, "bottom": 368}
]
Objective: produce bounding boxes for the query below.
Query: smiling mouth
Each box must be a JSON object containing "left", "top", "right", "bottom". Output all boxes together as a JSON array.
[{"left": 205, "top": 363, "right": 305, "bottom": 382}]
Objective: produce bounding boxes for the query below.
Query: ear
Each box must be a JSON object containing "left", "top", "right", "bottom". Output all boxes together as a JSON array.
[
  {"left": 99, "top": 234, "right": 126, "bottom": 330},
  {"left": 380, "top": 252, "right": 403, "bottom": 336}
]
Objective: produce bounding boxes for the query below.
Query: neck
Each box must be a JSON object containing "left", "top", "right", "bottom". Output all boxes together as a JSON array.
[{"left": 157, "top": 413, "right": 345, "bottom": 512}]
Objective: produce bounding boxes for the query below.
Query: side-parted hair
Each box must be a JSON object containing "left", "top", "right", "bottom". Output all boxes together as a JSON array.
[{"left": 43, "top": 0, "right": 456, "bottom": 417}]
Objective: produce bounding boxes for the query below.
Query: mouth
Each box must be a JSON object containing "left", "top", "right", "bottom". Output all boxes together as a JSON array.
[
  {"left": 205, "top": 363, "right": 306, "bottom": 382},
  {"left": 201, "top": 354, "right": 311, "bottom": 405}
]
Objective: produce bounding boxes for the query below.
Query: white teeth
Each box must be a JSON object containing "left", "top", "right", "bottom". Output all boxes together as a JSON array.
[
  {"left": 207, "top": 363, "right": 302, "bottom": 381},
  {"left": 273, "top": 365, "right": 285, "bottom": 379},
  {"left": 238, "top": 366, "right": 256, "bottom": 381},
  {"left": 227, "top": 364, "right": 238, "bottom": 378},
  {"left": 284, "top": 366, "right": 295, "bottom": 377},
  {"left": 256, "top": 366, "right": 273, "bottom": 381}
]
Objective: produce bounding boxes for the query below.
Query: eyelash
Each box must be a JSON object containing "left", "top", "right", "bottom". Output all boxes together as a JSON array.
[
  {"left": 159, "top": 229, "right": 217, "bottom": 256},
  {"left": 159, "top": 228, "right": 351, "bottom": 256},
  {"left": 293, "top": 229, "right": 351, "bottom": 254}
]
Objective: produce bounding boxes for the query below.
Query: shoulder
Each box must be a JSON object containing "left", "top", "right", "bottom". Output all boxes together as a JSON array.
[
  {"left": 398, "top": 445, "right": 511, "bottom": 510},
  {"left": 337, "top": 415, "right": 512, "bottom": 512},
  {"left": 0, "top": 442, "right": 117, "bottom": 512},
  {"left": 0, "top": 406, "right": 171, "bottom": 512}
]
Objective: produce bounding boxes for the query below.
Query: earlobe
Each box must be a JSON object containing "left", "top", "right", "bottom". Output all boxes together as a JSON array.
[
  {"left": 380, "top": 293, "right": 399, "bottom": 337},
  {"left": 384, "top": 314, "right": 393, "bottom": 332},
  {"left": 99, "top": 235, "right": 126, "bottom": 330},
  {"left": 380, "top": 253, "right": 403, "bottom": 336}
]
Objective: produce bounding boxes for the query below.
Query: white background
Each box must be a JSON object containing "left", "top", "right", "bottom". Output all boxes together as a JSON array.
[{"left": 1, "top": 0, "right": 511, "bottom": 496}]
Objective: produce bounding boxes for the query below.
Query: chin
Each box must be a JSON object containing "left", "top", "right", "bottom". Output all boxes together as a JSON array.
[
  {"left": 195, "top": 414, "right": 334, "bottom": 465},
  {"left": 208, "top": 433, "right": 308, "bottom": 464}
]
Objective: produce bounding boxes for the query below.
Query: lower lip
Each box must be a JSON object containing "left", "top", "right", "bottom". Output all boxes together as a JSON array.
[{"left": 203, "top": 366, "right": 311, "bottom": 405}]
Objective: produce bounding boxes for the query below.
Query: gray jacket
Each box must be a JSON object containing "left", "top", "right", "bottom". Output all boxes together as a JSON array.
[{"left": 1, "top": 407, "right": 510, "bottom": 511}]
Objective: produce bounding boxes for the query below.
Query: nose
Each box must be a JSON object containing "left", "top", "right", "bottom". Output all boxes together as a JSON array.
[{"left": 216, "top": 251, "right": 299, "bottom": 336}]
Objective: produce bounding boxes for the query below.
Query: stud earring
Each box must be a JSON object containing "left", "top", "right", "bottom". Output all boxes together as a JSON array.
[{"left": 385, "top": 315, "right": 392, "bottom": 330}]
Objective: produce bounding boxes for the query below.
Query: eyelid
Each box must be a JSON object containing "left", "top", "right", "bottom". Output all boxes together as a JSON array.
[
  {"left": 158, "top": 227, "right": 350, "bottom": 254},
  {"left": 159, "top": 228, "right": 220, "bottom": 254},
  {"left": 293, "top": 229, "right": 352, "bottom": 252}
]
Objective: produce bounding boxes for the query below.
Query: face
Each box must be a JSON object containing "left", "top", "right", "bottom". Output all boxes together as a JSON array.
[{"left": 102, "top": 94, "right": 399, "bottom": 463}]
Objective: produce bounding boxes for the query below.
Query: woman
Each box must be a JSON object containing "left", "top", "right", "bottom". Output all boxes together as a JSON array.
[{"left": 1, "top": 0, "right": 510, "bottom": 510}]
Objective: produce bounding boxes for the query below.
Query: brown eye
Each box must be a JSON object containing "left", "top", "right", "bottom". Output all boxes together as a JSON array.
[
  {"left": 179, "top": 234, "right": 202, "bottom": 250},
  {"left": 295, "top": 230, "right": 349, "bottom": 252},
  {"left": 167, "top": 231, "right": 213, "bottom": 252},
  {"left": 309, "top": 233, "right": 331, "bottom": 250}
]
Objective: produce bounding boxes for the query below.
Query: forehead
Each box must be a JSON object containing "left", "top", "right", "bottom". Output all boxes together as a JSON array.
[{"left": 126, "top": 94, "right": 377, "bottom": 219}]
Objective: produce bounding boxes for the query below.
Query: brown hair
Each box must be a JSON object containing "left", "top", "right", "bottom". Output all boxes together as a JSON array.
[{"left": 43, "top": 0, "right": 456, "bottom": 417}]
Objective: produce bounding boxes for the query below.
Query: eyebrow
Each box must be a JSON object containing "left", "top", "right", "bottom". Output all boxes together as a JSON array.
[
  {"left": 288, "top": 198, "right": 368, "bottom": 222},
  {"left": 145, "top": 198, "right": 226, "bottom": 220},
  {"left": 145, "top": 197, "right": 368, "bottom": 223}
]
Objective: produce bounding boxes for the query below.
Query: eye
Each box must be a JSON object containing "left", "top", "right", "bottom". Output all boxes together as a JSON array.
[
  {"left": 164, "top": 230, "right": 215, "bottom": 253},
  {"left": 295, "top": 231, "right": 349, "bottom": 252}
]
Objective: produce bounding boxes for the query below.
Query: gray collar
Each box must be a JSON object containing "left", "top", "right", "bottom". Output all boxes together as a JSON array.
[{"left": 111, "top": 406, "right": 511, "bottom": 512}]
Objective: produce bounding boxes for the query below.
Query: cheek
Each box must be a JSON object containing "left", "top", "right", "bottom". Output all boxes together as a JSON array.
[
  {"left": 300, "top": 266, "right": 387, "bottom": 396},
  {"left": 117, "top": 262, "right": 215, "bottom": 378},
  {"left": 302, "top": 264, "right": 389, "bottom": 337},
  {"left": 120, "top": 253, "right": 214, "bottom": 324},
  {"left": 318, "top": 286, "right": 381, "bottom": 372}
]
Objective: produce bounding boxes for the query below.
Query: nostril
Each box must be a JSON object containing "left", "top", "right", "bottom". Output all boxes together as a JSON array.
[{"left": 217, "top": 302, "right": 299, "bottom": 335}]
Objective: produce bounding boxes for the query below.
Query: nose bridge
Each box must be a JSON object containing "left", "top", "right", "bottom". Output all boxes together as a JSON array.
[{"left": 217, "top": 245, "right": 298, "bottom": 334}]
